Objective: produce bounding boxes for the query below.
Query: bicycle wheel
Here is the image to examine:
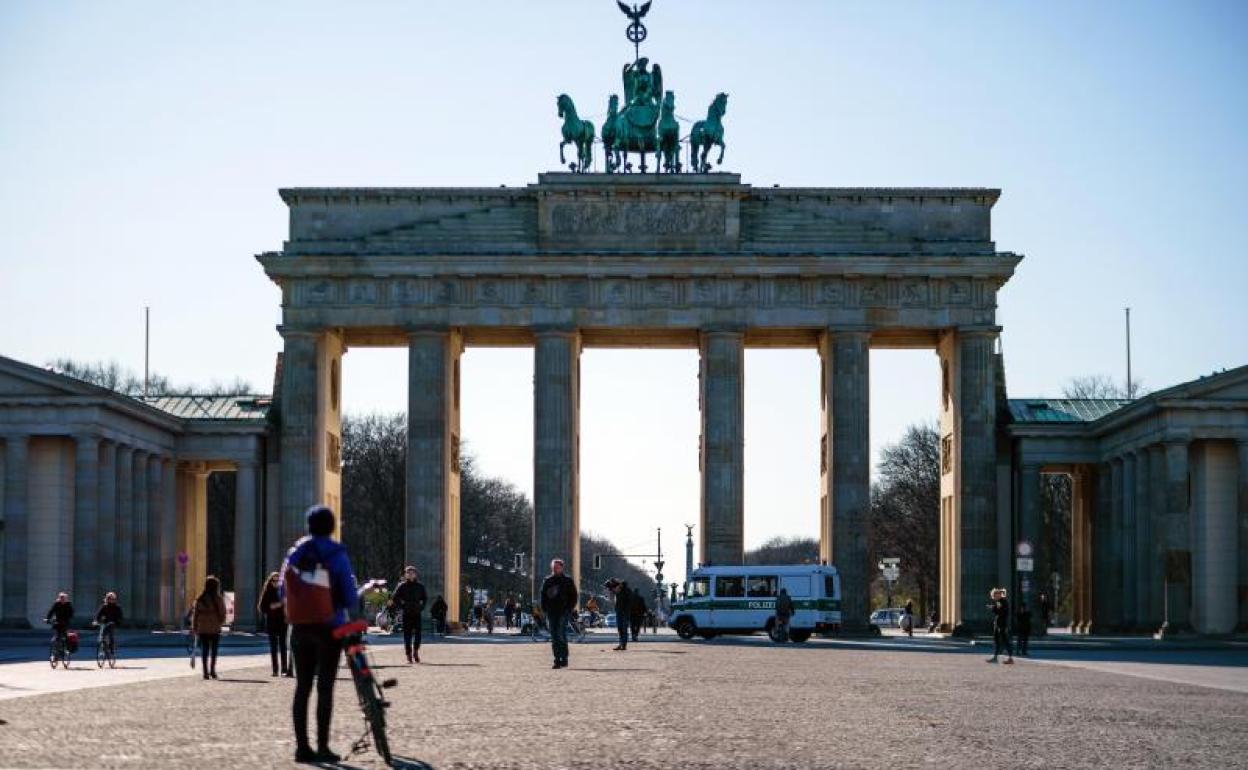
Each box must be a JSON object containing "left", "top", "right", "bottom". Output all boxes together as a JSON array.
[
  {"left": 188, "top": 635, "right": 197, "bottom": 668},
  {"left": 362, "top": 684, "right": 391, "bottom": 765},
  {"left": 107, "top": 640, "right": 117, "bottom": 668},
  {"left": 97, "top": 641, "right": 107, "bottom": 668},
  {"left": 49, "top": 646, "right": 58, "bottom": 669}
]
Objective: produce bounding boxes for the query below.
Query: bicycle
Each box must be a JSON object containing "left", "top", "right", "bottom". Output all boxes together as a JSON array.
[
  {"left": 333, "top": 619, "right": 396, "bottom": 766},
  {"left": 529, "top": 613, "right": 587, "bottom": 643},
  {"left": 47, "top": 624, "right": 71, "bottom": 669},
  {"left": 95, "top": 622, "right": 117, "bottom": 668}
]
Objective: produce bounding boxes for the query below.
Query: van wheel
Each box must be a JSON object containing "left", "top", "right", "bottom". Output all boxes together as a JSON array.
[
  {"left": 788, "top": 630, "right": 811, "bottom": 643},
  {"left": 767, "top": 621, "right": 786, "bottom": 643},
  {"left": 674, "top": 618, "right": 697, "bottom": 640}
]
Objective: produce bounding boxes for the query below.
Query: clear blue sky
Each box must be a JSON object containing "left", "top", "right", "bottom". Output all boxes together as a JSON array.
[{"left": 2, "top": 1, "right": 1245, "bottom": 584}]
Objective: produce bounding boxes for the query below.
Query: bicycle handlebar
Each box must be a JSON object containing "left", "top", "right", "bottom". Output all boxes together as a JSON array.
[{"left": 332, "top": 619, "right": 369, "bottom": 639}]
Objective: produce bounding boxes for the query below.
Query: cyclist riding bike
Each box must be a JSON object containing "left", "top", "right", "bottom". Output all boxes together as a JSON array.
[
  {"left": 281, "top": 504, "right": 360, "bottom": 765},
  {"left": 45, "top": 591, "right": 74, "bottom": 645},
  {"left": 93, "top": 592, "right": 124, "bottom": 649}
]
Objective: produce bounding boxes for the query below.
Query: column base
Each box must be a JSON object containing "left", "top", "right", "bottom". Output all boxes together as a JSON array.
[{"left": 1154, "top": 621, "right": 1194, "bottom": 639}]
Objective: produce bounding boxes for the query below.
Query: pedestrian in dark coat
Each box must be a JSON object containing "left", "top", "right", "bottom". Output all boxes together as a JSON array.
[
  {"left": 606, "top": 578, "right": 633, "bottom": 650},
  {"left": 389, "top": 566, "right": 428, "bottom": 663},
  {"left": 192, "top": 576, "right": 227, "bottom": 679},
  {"left": 629, "top": 589, "right": 647, "bottom": 642},
  {"left": 1016, "top": 603, "right": 1032, "bottom": 657},
  {"left": 430, "top": 595, "right": 448, "bottom": 635},
  {"left": 987, "top": 588, "right": 1014, "bottom": 664},
  {"left": 540, "top": 558, "right": 578, "bottom": 669},
  {"left": 257, "top": 572, "right": 290, "bottom": 677}
]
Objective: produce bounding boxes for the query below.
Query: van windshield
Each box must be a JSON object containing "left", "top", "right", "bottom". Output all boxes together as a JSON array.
[{"left": 688, "top": 577, "right": 710, "bottom": 599}]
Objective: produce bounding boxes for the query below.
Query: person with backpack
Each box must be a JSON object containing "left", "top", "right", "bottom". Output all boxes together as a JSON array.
[
  {"left": 605, "top": 578, "right": 633, "bottom": 651},
  {"left": 540, "top": 558, "right": 578, "bottom": 669},
  {"left": 388, "top": 565, "right": 427, "bottom": 664},
  {"left": 192, "top": 576, "right": 227, "bottom": 680},
  {"left": 257, "top": 572, "right": 290, "bottom": 677},
  {"left": 281, "top": 505, "right": 360, "bottom": 764}
]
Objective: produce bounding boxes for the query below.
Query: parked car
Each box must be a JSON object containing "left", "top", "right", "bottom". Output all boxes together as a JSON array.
[{"left": 869, "top": 608, "right": 906, "bottom": 628}]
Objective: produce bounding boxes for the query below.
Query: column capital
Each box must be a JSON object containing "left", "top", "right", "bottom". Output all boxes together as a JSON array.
[
  {"left": 700, "top": 326, "right": 747, "bottom": 338},
  {"left": 276, "top": 325, "right": 323, "bottom": 340},
  {"left": 955, "top": 325, "right": 1003, "bottom": 337}
]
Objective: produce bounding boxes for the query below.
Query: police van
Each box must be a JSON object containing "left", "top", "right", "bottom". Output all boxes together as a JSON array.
[{"left": 668, "top": 564, "right": 841, "bottom": 643}]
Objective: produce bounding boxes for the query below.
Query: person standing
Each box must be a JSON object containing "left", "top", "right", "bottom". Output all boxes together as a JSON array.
[
  {"left": 430, "top": 595, "right": 448, "bottom": 635},
  {"left": 389, "top": 566, "right": 428, "bottom": 664},
  {"left": 504, "top": 595, "right": 517, "bottom": 630},
  {"left": 540, "top": 558, "right": 577, "bottom": 669},
  {"left": 282, "top": 505, "right": 360, "bottom": 764},
  {"left": 606, "top": 578, "right": 633, "bottom": 651},
  {"left": 192, "top": 576, "right": 226, "bottom": 680},
  {"left": 774, "top": 587, "right": 794, "bottom": 642},
  {"left": 629, "top": 588, "right": 647, "bottom": 642},
  {"left": 987, "top": 588, "right": 1014, "bottom": 664},
  {"left": 1016, "top": 602, "right": 1032, "bottom": 657},
  {"left": 1038, "top": 591, "right": 1052, "bottom": 634},
  {"left": 258, "top": 572, "right": 290, "bottom": 677},
  {"left": 903, "top": 599, "right": 915, "bottom": 638}
]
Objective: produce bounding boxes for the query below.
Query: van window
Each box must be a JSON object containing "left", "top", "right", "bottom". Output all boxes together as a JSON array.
[
  {"left": 715, "top": 576, "right": 745, "bottom": 598},
  {"left": 746, "top": 576, "right": 777, "bottom": 597},
  {"left": 780, "top": 575, "right": 811, "bottom": 597},
  {"left": 688, "top": 577, "right": 710, "bottom": 598},
  {"left": 824, "top": 575, "right": 838, "bottom": 597}
]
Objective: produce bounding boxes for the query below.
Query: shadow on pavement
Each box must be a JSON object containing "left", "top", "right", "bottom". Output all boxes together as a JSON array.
[{"left": 328, "top": 757, "right": 434, "bottom": 770}]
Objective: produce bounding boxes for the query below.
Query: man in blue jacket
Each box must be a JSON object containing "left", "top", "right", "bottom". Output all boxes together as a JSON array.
[{"left": 283, "top": 505, "right": 359, "bottom": 764}]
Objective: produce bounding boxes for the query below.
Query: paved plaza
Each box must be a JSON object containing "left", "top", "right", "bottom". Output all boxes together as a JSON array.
[{"left": 1, "top": 631, "right": 1246, "bottom": 769}]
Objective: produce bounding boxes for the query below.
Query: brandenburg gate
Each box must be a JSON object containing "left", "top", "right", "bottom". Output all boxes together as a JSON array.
[{"left": 257, "top": 173, "right": 1020, "bottom": 632}]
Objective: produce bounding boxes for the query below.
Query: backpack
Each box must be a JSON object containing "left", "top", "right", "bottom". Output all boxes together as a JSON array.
[
  {"left": 66, "top": 630, "right": 80, "bottom": 653},
  {"left": 283, "top": 540, "right": 336, "bottom": 625}
]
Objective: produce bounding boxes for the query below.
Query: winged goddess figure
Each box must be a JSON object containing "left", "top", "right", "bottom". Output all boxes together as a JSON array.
[{"left": 622, "top": 57, "right": 662, "bottom": 110}]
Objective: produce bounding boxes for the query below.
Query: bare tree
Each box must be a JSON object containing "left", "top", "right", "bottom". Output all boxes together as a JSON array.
[
  {"left": 745, "top": 536, "right": 820, "bottom": 565},
  {"left": 47, "top": 358, "right": 252, "bottom": 397},
  {"left": 869, "top": 422, "right": 940, "bottom": 617},
  {"left": 1062, "top": 374, "right": 1146, "bottom": 400}
]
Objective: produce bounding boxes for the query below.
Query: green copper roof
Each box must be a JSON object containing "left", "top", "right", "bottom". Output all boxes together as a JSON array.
[
  {"left": 141, "top": 395, "right": 271, "bottom": 421},
  {"left": 1006, "top": 398, "right": 1130, "bottom": 424}
]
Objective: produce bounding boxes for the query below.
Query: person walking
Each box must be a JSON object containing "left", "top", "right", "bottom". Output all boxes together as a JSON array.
[
  {"left": 281, "top": 505, "right": 360, "bottom": 764},
  {"left": 504, "top": 595, "right": 517, "bottom": 630},
  {"left": 629, "top": 589, "right": 647, "bottom": 642},
  {"left": 192, "top": 576, "right": 227, "bottom": 680},
  {"left": 484, "top": 598, "right": 496, "bottom": 634},
  {"left": 1038, "top": 591, "right": 1052, "bottom": 634},
  {"left": 927, "top": 609, "right": 939, "bottom": 634},
  {"left": 258, "top": 572, "right": 290, "bottom": 677},
  {"left": 605, "top": 578, "right": 633, "bottom": 651},
  {"left": 430, "top": 595, "right": 448, "bottom": 635},
  {"left": 774, "top": 587, "right": 794, "bottom": 641},
  {"left": 987, "top": 588, "right": 1014, "bottom": 664},
  {"left": 1016, "top": 602, "right": 1032, "bottom": 657},
  {"left": 903, "top": 599, "right": 915, "bottom": 638},
  {"left": 389, "top": 566, "right": 428, "bottom": 664},
  {"left": 539, "top": 558, "right": 577, "bottom": 669}
]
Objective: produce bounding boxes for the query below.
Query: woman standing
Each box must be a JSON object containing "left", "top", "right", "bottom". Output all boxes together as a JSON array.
[
  {"left": 192, "top": 575, "right": 227, "bottom": 679},
  {"left": 258, "top": 572, "right": 291, "bottom": 677}
]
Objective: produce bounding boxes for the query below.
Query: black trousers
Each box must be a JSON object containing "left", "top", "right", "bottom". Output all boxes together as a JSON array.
[
  {"left": 267, "top": 627, "right": 289, "bottom": 674},
  {"left": 198, "top": 633, "right": 220, "bottom": 674},
  {"left": 992, "top": 626, "right": 1014, "bottom": 658},
  {"left": 548, "top": 611, "right": 569, "bottom": 664},
  {"left": 402, "top": 614, "right": 422, "bottom": 657},
  {"left": 616, "top": 621, "right": 629, "bottom": 648},
  {"left": 291, "top": 625, "right": 342, "bottom": 751}
]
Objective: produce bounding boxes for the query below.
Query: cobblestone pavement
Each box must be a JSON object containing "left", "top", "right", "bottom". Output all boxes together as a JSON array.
[{"left": 1, "top": 634, "right": 1246, "bottom": 769}]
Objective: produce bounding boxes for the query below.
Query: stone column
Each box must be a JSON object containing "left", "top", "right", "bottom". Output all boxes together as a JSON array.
[
  {"left": 1017, "top": 463, "right": 1043, "bottom": 613},
  {"left": 1108, "top": 456, "right": 1125, "bottom": 630},
  {"left": 72, "top": 434, "right": 100, "bottom": 623},
  {"left": 534, "top": 329, "right": 581, "bottom": 592},
  {"left": 97, "top": 441, "right": 118, "bottom": 605},
  {"left": 1091, "top": 462, "right": 1114, "bottom": 632},
  {"left": 146, "top": 455, "right": 163, "bottom": 625},
  {"left": 115, "top": 445, "right": 134, "bottom": 617},
  {"left": 1158, "top": 440, "right": 1192, "bottom": 636},
  {"left": 161, "top": 458, "right": 177, "bottom": 625},
  {"left": 278, "top": 329, "right": 345, "bottom": 548},
  {"left": 819, "top": 330, "right": 870, "bottom": 632},
  {"left": 1133, "top": 448, "right": 1152, "bottom": 630},
  {"left": 700, "top": 330, "right": 745, "bottom": 568},
  {"left": 234, "top": 462, "right": 259, "bottom": 631},
  {"left": 2, "top": 435, "right": 30, "bottom": 625},
  {"left": 407, "top": 329, "right": 463, "bottom": 623},
  {"left": 954, "top": 330, "right": 999, "bottom": 635},
  {"left": 131, "top": 450, "right": 150, "bottom": 624},
  {"left": 1238, "top": 440, "right": 1248, "bottom": 632},
  {"left": 1121, "top": 452, "right": 1138, "bottom": 631},
  {"left": 1147, "top": 445, "right": 1167, "bottom": 629},
  {"left": 1070, "top": 467, "right": 1093, "bottom": 633}
]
